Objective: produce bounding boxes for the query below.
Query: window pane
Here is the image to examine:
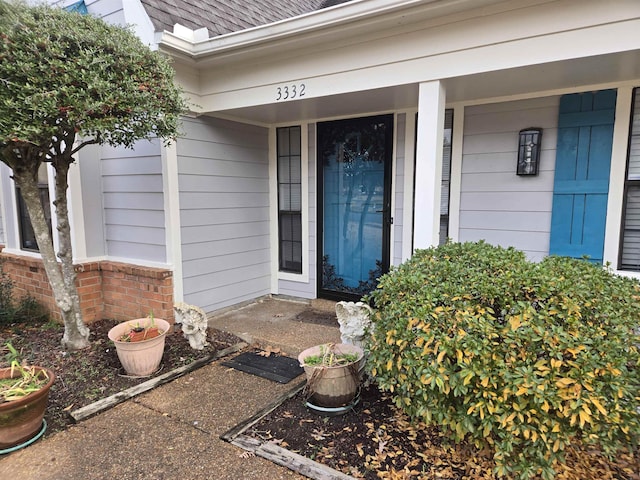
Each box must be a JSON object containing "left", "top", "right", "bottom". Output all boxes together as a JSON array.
[
  {"left": 278, "top": 156, "right": 290, "bottom": 183},
  {"left": 290, "top": 155, "right": 301, "bottom": 183},
  {"left": 621, "top": 184, "right": 640, "bottom": 269},
  {"left": 278, "top": 128, "right": 290, "bottom": 156}
]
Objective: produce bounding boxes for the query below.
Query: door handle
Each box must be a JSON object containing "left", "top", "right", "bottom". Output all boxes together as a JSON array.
[{"left": 375, "top": 209, "right": 393, "bottom": 224}]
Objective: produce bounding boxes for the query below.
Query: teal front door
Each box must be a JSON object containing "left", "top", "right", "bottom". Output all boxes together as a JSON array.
[
  {"left": 549, "top": 90, "right": 616, "bottom": 262},
  {"left": 317, "top": 115, "right": 393, "bottom": 301}
]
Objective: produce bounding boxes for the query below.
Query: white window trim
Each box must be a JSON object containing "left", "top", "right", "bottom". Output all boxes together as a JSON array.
[
  {"left": 0, "top": 163, "right": 80, "bottom": 261},
  {"left": 270, "top": 122, "right": 310, "bottom": 287},
  {"left": 603, "top": 85, "right": 633, "bottom": 273}
]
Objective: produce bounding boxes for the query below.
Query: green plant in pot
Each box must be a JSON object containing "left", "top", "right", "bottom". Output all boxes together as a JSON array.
[
  {"left": 108, "top": 314, "right": 171, "bottom": 377},
  {"left": 298, "top": 343, "right": 364, "bottom": 411},
  {"left": 0, "top": 343, "right": 55, "bottom": 450}
]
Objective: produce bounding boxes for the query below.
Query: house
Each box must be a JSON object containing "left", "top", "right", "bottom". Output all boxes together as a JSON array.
[{"left": 1, "top": 0, "right": 639, "bottom": 323}]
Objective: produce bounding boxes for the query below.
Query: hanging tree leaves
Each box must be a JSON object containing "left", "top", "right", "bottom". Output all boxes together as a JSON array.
[{"left": 0, "top": 1, "right": 186, "bottom": 350}]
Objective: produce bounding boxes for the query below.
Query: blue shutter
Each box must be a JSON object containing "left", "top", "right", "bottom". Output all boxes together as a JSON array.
[{"left": 549, "top": 90, "right": 616, "bottom": 262}]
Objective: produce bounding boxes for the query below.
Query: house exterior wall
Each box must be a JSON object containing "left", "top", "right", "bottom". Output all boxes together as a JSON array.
[
  {"left": 458, "top": 96, "right": 560, "bottom": 261},
  {"left": 0, "top": 190, "right": 4, "bottom": 245},
  {"left": 177, "top": 116, "right": 271, "bottom": 312},
  {"left": 101, "top": 140, "right": 168, "bottom": 263},
  {"left": 393, "top": 113, "right": 407, "bottom": 266}
]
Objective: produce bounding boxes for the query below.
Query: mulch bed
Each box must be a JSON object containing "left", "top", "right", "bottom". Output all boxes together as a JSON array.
[
  {"left": 0, "top": 318, "right": 243, "bottom": 437},
  {"left": 245, "top": 381, "right": 640, "bottom": 480}
]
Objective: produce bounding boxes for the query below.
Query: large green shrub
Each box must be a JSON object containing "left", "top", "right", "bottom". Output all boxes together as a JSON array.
[{"left": 366, "top": 241, "right": 640, "bottom": 479}]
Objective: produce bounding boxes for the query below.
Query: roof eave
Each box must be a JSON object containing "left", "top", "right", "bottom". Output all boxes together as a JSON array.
[{"left": 157, "top": 0, "right": 490, "bottom": 61}]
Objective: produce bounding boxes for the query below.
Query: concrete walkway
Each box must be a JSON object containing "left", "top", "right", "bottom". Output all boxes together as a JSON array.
[{"left": 0, "top": 297, "right": 341, "bottom": 480}]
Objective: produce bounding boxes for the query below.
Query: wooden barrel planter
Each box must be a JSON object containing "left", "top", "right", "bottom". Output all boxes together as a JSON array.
[{"left": 298, "top": 343, "right": 364, "bottom": 409}]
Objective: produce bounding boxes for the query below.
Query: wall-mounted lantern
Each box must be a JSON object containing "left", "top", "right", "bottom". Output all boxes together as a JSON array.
[{"left": 517, "top": 128, "right": 542, "bottom": 176}]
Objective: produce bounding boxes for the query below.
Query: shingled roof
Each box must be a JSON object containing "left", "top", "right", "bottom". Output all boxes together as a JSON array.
[{"left": 140, "top": 0, "right": 352, "bottom": 38}]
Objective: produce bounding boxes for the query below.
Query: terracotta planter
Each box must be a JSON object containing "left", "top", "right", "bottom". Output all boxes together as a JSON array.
[
  {"left": 298, "top": 344, "right": 364, "bottom": 408},
  {"left": 0, "top": 366, "right": 55, "bottom": 449},
  {"left": 108, "top": 318, "right": 170, "bottom": 377}
]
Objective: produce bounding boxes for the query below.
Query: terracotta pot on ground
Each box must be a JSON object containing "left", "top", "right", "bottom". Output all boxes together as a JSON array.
[
  {"left": 0, "top": 366, "right": 55, "bottom": 449},
  {"left": 298, "top": 343, "right": 365, "bottom": 408},
  {"left": 108, "top": 318, "right": 170, "bottom": 377}
]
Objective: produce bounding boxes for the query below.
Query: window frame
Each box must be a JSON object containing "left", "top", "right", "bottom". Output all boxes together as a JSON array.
[
  {"left": 618, "top": 87, "right": 640, "bottom": 271},
  {"left": 276, "top": 126, "right": 304, "bottom": 275}
]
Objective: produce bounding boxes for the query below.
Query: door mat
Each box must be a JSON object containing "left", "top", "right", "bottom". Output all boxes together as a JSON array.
[
  {"left": 222, "top": 352, "right": 304, "bottom": 384},
  {"left": 294, "top": 309, "right": 338, "bottom": 327}
]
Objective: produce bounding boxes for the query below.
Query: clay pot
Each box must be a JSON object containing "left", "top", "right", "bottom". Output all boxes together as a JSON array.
[
  {"left": 298, "top": 344, "right": 364, "bottom": 408},
  {"left": 108, "top": 318, "right": 170, "bottom": 377},
  {"left": 0, "top": 366, "right": 55, "bottom": 449}
]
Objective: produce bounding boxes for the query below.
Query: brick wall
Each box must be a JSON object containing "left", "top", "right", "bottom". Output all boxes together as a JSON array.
[{"left": 0, "top": 247, "right": 174, "bottom": 325}]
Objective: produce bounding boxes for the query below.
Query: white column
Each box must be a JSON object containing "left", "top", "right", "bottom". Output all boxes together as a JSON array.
[{"left": 413, "top": 81, "right": 446, "bottom": 249}]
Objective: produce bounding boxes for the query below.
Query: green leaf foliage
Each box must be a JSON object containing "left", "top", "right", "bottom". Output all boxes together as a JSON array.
[
  {"left": 365, "top": 241, "right": 640, "bottom": 479},
  {"left": 0, "top": 0, "right": 186, "bottom": 157}
]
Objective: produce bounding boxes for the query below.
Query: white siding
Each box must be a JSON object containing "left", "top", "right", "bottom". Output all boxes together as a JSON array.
[
  {"left": 278, "top": 124, "right": 317, "bottom": 299},
  {"left": 101, "top": 140, "right": 167, "bottom": 262},
  {"left": 179, "top": 116, "right": 271, "bottom": 312},
  {"left": 459, "top": 96, "right": 560, "bottom": 261},
  {"left": 0, "top": 192, "right": 3, "bottom": 244},
  {"left": 393, "top": 113, "right": 406, "bottom": 266},
  {"left": 50, "top": 0, "right": 126, "bottom": 25}
]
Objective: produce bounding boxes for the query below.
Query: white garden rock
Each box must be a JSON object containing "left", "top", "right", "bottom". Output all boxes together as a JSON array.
[
  {"left": 173, "top": 302, "right": 209, "bottom": 350},
  {"left": 335, "top": 301, "right": 372, "bottom": 349}
]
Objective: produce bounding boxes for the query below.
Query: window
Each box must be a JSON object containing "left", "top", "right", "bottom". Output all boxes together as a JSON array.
[
  {"left": 16, "top": 163, "right": 52, "bottom": 252},
  {"left": 620, "top": 88, "right": 640, "bottom": 270},
  {"left": 440, "top": 109, "right": 454, "bottom": 245},
  {"left": 277, "top": 126, "right": 302, "bottom": 273}
]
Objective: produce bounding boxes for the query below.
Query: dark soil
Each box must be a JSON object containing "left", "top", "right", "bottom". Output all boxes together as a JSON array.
[{"left": 0, "top": 318, "right": 243, "bottom": 437}]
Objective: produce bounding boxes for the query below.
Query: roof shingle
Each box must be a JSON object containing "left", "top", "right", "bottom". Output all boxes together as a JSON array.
[{"left": 140, "top": 0, "right": 349, "bottom": 37}]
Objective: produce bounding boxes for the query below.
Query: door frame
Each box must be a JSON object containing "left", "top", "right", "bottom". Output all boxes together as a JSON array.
[{"left": 316, "top": 114, "right": 394, "bottom": 301}]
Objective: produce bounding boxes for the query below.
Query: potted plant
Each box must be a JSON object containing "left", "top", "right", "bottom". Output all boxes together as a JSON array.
[
  {"left": 298, "top": 343, "right": 364, "bottom": 411},
  {"left": 107, "top": 314, "right": 170, "bottom": 377},
  {"left": 0, "top": 343, "right": 55, "bottom": 450}
]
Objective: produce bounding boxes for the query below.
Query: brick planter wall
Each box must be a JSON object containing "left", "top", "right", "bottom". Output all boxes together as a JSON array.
[{"left": 0, "top": 247, "right": 174, "bottom": 325}]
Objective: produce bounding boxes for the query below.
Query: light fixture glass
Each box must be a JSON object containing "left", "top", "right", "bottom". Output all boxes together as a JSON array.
[{"left": 517, "top": 128, "right": 542, "bottom": 176}]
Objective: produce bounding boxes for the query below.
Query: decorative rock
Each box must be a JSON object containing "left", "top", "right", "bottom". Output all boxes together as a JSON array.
[
  {"left": 335, "top": 301, "right": 372, "bottom": 349},
  {"left": 173, "top": 302, "right": 209, "bottom": 350}
]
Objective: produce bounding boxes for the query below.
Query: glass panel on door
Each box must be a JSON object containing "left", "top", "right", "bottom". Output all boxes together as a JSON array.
[{"left": 317, "top": 115, "right": 393, "bottom": 300}]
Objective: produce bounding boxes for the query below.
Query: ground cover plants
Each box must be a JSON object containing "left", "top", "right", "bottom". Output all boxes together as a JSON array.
[{"left": 366, "top": 241, "right": 640, "bottom": 479}]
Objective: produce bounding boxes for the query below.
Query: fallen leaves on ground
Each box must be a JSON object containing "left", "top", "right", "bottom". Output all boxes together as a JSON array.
[{"left": 247, "top": 383, "right": 639, "bottom": 479}]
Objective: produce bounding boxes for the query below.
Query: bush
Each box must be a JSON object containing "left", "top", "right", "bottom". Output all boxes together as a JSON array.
[
  {"left": 366, "top": 241, "right": 640, "bottom": 479},
  {"left": 0, "top": 258, "right": 48, "bottom": 326}
]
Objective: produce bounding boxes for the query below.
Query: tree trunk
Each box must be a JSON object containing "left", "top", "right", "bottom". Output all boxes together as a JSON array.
[{"left": 12, "top": 166, "right": 90, "bottom": 351}]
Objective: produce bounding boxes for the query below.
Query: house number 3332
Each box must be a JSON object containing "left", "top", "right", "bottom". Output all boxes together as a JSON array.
[{"left": 276, "top": 83, "right": 306, "bottom": 101}]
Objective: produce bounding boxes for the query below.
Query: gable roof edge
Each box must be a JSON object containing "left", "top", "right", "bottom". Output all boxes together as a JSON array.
[{"left": 157, "top": 0, "right": 489, "bottom": 60}]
